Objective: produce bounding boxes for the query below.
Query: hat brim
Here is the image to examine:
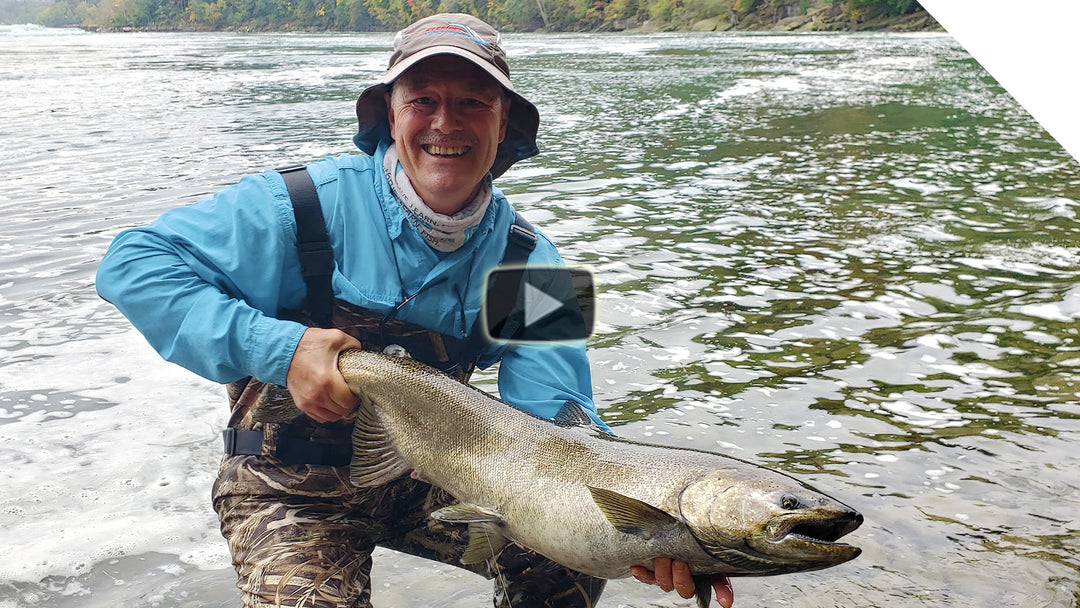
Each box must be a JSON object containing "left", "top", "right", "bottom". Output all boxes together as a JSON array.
[
  {"left": 353, "top": 51, "right": 539, "bottom": 180},
  {"left": 386, "top": 45, "right": 514, "bottom": 91}
]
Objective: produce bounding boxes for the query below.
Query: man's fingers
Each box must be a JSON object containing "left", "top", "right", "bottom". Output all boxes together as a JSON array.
[
  {"left": 652, "top": 557, "right": 674, "bottom": 592},
  {"left": 308, "top": 379, "right": 357, "bottom": 421},
  {"left": 629, "top": 565, "right": 655, "bottom": 585},
  {"left": 634, "top": 560, "right": 734, "bottom": 608},
  {"left": 325, "top": 334, "right": 362, "bottom": 417},
  {"left": 327, "top": 372, "right": 359, "bottom": 414},
  {"left": 304, "top": 404, "right": 334, "bottom": 424},
  {"left": 713, "top": 576, "right": 734, "bottom": 608},
  {"left": 287, "top": 328, "right": 363, "bottom": 422},
  {"left": 671, "top": 559, "right": 695, "bottom": 599}
]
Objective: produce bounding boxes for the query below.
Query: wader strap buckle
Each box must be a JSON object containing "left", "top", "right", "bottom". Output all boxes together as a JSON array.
[
  {"left": 506, "top": 212, "right": 538, "bottom": 258},
  {"left": 222, "top": 428, "right": 264, "bottom": 456}
]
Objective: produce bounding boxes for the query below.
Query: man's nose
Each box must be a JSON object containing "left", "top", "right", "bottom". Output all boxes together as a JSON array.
[{"left": 429, "top": 102, "right": 459, "bottom": 131}]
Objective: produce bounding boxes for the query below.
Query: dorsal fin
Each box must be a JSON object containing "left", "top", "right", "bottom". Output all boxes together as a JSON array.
[{"left": 553, "top": 400, "right": 600, "bottom": 429}]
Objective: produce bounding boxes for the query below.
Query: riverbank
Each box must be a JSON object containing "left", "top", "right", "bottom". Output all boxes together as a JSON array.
[{"left": 74, "top": 2, "right": 941, "bottom": 34}]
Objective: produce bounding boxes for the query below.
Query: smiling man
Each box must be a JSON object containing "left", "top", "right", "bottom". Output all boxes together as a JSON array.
[
  {"left": 97, "top": 12, "right": 731, "bottom": 608},
  {"left": 385, "top": 54, "right": 508, "bottom": 213}
]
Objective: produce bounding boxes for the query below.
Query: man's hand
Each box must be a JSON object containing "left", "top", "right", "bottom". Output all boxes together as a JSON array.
[
  {"left": 286, "top": 328, "right": 362, "bottom": 423},
  {"left": 631, "top": 558, "right": 734, "bottom": 608}
]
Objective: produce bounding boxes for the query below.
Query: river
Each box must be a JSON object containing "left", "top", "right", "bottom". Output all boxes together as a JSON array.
[{"left": 1, "top": 23, "right": 1078, "bottom": 608}]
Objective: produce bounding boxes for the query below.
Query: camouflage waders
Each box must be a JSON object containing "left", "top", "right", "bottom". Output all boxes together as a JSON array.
[{"left": 212, "top": 302, "right": 607, "bottom": 607}]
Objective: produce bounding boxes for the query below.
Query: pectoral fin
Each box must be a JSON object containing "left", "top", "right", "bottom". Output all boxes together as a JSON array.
[
  {"left": 431, "top": 503, "right": 509, "bottom": 565},
  {"left": 349, "top": 396, "right": 411, "bottom": 487},
  {"left": 587, "top": 486, "right": 680, "bottom": 540},
  {"left": 249, "top": 384, "right": 303, "bottom": 423}
]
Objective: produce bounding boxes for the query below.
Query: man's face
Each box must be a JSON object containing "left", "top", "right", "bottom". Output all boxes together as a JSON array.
[{"left": 386, "top": 55, "right": 510, "bottom": 214}]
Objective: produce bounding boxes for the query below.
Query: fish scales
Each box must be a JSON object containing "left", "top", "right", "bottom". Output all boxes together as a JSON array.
[
  {"left": 254, "top": 350, "right": 863, "bottom": 606},
  {"left": 334, "top": 352, "right": 859, "bottom": 583}
]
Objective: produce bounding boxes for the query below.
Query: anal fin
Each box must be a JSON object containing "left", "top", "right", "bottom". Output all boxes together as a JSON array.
[
  {"left": 461, "top": 522, "right": 509, "bottom": 564},
  {"left": 430, "top": 502, "right": 504, "bottom": 524}
]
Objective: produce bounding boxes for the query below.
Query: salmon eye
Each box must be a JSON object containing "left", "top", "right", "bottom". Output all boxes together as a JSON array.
[{"left": 781, "top": 494, "right": 800, "bottom": 510}]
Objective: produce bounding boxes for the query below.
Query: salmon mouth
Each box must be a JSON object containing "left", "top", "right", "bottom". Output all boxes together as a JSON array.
[
  {"left": 763, "top": 509, "right": 863, "bottom": 556},
  {"left": 423, "top": 144, "right": 470, "bottom": 157}
]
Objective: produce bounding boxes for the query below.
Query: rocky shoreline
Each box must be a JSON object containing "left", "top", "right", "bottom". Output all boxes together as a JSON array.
[{"left": 78, "top": 3, "right": 942, "bottom": 34}]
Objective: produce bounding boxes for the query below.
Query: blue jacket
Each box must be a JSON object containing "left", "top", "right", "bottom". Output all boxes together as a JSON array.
[{"left": 96, "top": 142, "right": 603, "bottom": 426}]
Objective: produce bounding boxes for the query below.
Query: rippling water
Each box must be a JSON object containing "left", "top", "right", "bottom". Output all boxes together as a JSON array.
[{"left": 1, "top": 24, "right": 1078, "bottom": 607}]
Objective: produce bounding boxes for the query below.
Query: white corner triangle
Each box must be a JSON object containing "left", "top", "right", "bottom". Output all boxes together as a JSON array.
[{"left": 918, "top": 0, "right": 1080, "bottom": 163}]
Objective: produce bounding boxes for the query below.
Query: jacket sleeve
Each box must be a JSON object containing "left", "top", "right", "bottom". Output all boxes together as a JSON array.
[
  {"left": 95, "top": 171, "right": 308, "bottom": 387},
  {"left": 496, "top": 340, "right": 610, "bottom": 432}
]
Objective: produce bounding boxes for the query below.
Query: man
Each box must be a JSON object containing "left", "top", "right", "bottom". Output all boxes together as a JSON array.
[{"left": 96, "top": 13, "right": 733, "bottom": 608}]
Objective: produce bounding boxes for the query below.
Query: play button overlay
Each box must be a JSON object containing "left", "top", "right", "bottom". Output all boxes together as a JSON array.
[
  {"left": 483, "top": 266, "right": 595, "bottom": 343},
  {"left": 523, "top": 282, "right": 565, "bottom": 328}
]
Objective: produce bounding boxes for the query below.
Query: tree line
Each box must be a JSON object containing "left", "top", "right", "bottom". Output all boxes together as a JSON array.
[{"left": 32, "top": 0, "right": 925, "bottom": 32}]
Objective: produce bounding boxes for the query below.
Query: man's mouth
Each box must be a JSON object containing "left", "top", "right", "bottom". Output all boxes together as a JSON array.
[{"left": 423, "top": 144, "right": 470, "bottom": 157}]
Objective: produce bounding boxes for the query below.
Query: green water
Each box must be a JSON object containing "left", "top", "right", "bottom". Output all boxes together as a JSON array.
[
  {"left": 500, "top": 32, "right": 1080, "bottom": 606},
  {"left": 1, "top": 27, "right": 1077, "bottom": 607}
]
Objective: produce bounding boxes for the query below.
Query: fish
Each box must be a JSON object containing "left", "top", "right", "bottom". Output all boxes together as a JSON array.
[{"left": 253, "top": 350, "right": 863, "bottom": 607}]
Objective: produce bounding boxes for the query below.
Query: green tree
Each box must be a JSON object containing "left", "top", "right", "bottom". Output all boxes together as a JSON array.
[
  {"left": 364, "top": 0, "right": 410, "bottom": 28},
  {"left": 222, "top": 0, "right": 255, "bottom": 27},
  {"left": 644, "top": 0, "right": 671, "bottom": 22},
  {"left": 681, "top": 0, "right": 727, "bottom": 22},
  {"left": 731, "top": 0, "right": 757, "bottom": 13},
  {"left": 605, "top": 0, "right": 637, "bottom": 22},
  {"left": 334, "top": 0, "right": 375, "bottom": 29},
  {"left": 843, "top": 0, "right": 917, "bottom": 18},
  {"left": 29, "top": 0, "right": 929, "bottom": 34}
]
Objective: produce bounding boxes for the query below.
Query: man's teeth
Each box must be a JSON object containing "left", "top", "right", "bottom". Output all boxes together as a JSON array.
[{"left": 425, "top": 145, "right": 468, "bottom": 157}]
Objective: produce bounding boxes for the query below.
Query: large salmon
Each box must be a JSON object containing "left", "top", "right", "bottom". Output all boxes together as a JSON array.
[{"left": 255, "top": 350, "right": 862, "bottom": 607}]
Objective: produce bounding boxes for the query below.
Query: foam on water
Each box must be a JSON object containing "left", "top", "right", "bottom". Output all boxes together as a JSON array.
[
  {"left": 0, "top": 305, "right": 230, "bottom": 582},
  {"left": 0, "top": 24, "right": 84, "bottom": 36}
]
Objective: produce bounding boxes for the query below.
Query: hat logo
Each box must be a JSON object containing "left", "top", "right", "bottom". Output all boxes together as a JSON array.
[{"left": 412, "top": 22, "right": 495, "bottom": 48}]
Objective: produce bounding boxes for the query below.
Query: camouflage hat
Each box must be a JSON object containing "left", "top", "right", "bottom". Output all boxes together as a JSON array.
[{"left": 353, "top": 13, "right": 540, "bottom": 179}]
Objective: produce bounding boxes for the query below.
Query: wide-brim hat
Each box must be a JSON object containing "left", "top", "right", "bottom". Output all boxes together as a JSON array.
[{"left": 353, "top": 13, "right": 540, "bottom": 179}]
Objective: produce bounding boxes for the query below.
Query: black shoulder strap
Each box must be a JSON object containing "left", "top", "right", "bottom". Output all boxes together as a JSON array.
[{"left": 278, "top": 165, "right": 334, "bottom": 329}]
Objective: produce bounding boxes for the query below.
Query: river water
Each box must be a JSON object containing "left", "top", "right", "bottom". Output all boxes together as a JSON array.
[{"left": 1, "top": 24, "right": 1078, "bottom": 608}]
